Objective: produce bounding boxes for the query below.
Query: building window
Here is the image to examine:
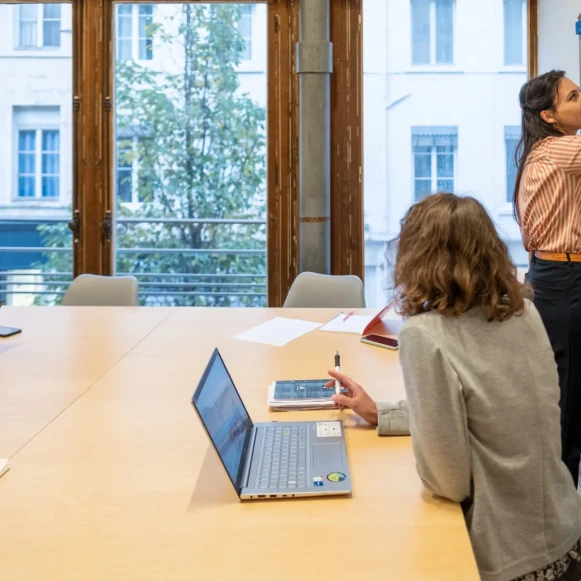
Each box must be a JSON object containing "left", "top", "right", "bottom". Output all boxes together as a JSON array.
[
  {"left": 504, "top": 0, "right": 526, "bottom": 65},
  {"left": 505, "top": 126, "right": 520, "bottom": 202},
  {"left": 411, "top": 0, "right": 454, "bottom": 65},
  {"left": 14, "top": 107, "right": 61, "bottom": 200},
  {"left": 412, "top": 127, "right": 457, "bottom": 201},
  {"left": 238, "top": 5, "right": 253, "bottom": 61},
  {"left": 117, "top": 140, "right": 134, "bottom": 203},
  {"left": 116, "top": 4, "right": 153, "bottom": 61},
  {"left": 17, "top": 130, "right": 60, "bottom": 199},
  {"left": 17, "top": 4, "right": 62, "bottom": 49},
  {"left": 116, "top": 137, "right": 152, "bottom": 204}
]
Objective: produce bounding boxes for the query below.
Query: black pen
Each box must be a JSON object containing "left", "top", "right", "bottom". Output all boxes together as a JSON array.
[{"left": 335, "top": 350, "right": 341, "bottom": 395}]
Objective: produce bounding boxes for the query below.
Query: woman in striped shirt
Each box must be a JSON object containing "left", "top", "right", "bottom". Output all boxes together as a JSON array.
[{"left": 515, "top": 70, "right": 581, "bottom": 486}]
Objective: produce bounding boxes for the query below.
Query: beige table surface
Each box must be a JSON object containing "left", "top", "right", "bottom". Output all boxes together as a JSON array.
[{"left": 0, "top": 307, "right": 479, "bottom": 580}]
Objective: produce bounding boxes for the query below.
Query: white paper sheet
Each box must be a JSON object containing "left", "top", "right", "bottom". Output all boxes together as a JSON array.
[
  {"left": 234, "top": 317, "right": 321, "bottom": 347},
  {"left": 0, "top": 459, "right": 9, "bottom": 479},
  {"left": 319, "top": 313, "right": 373, "bottom": 334}
]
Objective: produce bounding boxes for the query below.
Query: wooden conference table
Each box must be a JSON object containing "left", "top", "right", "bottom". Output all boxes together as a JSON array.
[{"left": 0, "top": 307, "right": 479, "bottom": 580}]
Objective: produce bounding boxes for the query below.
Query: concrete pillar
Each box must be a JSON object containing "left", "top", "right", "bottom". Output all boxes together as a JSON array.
[{"left": 296, "top": 0, "right": 333, "bottom": 273}]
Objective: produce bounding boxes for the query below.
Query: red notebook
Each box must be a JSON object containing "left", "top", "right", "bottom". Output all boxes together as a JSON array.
[{"left": 360, "top": 302, "right": 402, "bottom": 350}]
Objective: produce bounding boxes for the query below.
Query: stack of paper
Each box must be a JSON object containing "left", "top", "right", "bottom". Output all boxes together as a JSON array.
[{"left": 267, "top": 379, "right": 343, "bottom": 411}]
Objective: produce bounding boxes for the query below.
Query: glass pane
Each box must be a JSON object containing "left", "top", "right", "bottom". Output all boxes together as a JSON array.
[
  {"left": 436, "top": 150, "right": 453, "bottom": 178},
  {"left": 1, "top": 5, "right": 73, "bottom": 306},
  {"left": 436, "top": 179, "right": 454, "bottom": 191},
  {"left": 411, "top": 0, "right": 430, "bottom": 65},
  {"left": 138, "top": 7, "right": 153, "bottom": 61},
  {"left": 43, "top": 21, "right": 61, "bottom": 48},
  {"left": 42, "top": 176, "right": 59, "bottom": 198},
  {"left": 18, "top": 176, "right": 36, "bottom": 198},
  {"left": 118, "top": 39, "right": 132, "bottom": 61},
  {"left": 504, "top": 0, "right": 524, "bottom": 65},
  {"left": 414, "top": 151, "right": 431, "bottom": 178},
  {"left": 414, "top": 180, "right": 432, "bottom": 201},
  {"left": 363, "top": 1, "right": 527, "bottom": 307},
  {"left": 19, "top": 5, "right": 38, "bottom": 49},
  {"left": 114, "top": 4, "right": 267, "bottom": 306},
  {"left": 435, "top": 0, "right": 453, "bottom": 64},
  {"left": 20, "top": 4, "right": 37, "bottom": 19},
  {"left": 505, "top": 134, "right": 520, "bottom": 202},
  {"left": 44, "top": 5, "right": 61, "bottom": 19},
  {"left": 118, "top": 13, "right": 132, "bottom": 38}
]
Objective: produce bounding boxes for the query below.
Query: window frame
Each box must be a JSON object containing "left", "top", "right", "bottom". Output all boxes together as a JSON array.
[
  {"left": 504, "top": 126, "right": 521, "bottom": 209},
  {"left": 411, "top": 0, "right": 455, "bottom": 66},
  {"left": 503, "top": 0, "right": 527, "bottom": 67},
  {"left": 15, "top": 128, "right": 61, "bottom": 202},
  {"left": 412, "top": 143, "right": 457, "bottom": 201},
  {"left": 13, "top": 107, "right": 61, "bottom": 203},
  {"left": 15, "top": 3, "right": 62, "bottom": 50},
  {"left": 411, "top": 128, "right": 458, "bottom": 202},
  {"left": 115, "top": 3, "right": 154, "bottom": 62},
  {"left": 237, "top": 4, "right": 254, "bottom": 62}
]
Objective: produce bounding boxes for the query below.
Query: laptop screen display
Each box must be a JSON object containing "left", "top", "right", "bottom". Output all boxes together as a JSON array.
[{"left": 192, "top": 350, "right": 253, "bottom": 491}]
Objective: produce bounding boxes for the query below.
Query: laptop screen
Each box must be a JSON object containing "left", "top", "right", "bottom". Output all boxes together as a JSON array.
[{"left": 192, "top": 349, "right": 254, "bottom": 492}]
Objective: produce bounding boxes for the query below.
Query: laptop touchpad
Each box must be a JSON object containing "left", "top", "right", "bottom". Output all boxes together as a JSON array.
[{"left": 312, "top": 443, "right": 344, "bottom": 469}]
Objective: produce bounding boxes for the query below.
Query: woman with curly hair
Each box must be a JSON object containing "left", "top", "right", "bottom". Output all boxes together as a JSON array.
[{"left": 327, "top": 194, "right": 581, "bottom": 581}]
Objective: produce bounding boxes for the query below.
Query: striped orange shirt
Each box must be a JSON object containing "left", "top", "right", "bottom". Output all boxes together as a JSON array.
[{"left": 518, "top": 135, "right": 581, "bottom": 252}]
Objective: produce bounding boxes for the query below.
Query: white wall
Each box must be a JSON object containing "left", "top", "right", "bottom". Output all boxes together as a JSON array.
[{"left": 538, "top": 0, "right": 581, "bottom": 83}]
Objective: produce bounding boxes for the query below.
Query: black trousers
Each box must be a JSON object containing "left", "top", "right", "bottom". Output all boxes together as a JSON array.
[{"left": 528, "top": 256, "right": 581, "bottom": 487}]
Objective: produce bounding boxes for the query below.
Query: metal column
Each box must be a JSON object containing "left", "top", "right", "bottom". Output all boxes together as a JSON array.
[{"left": 296, "top": 0, "right": 333, "bottom": 273}]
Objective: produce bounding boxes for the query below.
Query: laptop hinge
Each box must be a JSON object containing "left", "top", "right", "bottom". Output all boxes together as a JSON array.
[{"left": 240, "top": 426, "right": 258, "bottom": 490}]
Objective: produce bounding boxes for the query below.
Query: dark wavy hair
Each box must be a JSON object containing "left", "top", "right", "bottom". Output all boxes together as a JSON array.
[
  {"left": 513, "top": 70, "right": 565, "bottom": 222},
  {"left": 392, "top": 193, "right": 532, "bottom": 322}
]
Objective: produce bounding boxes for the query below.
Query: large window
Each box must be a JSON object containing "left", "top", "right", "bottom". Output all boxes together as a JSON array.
[
  {"left": 364, "top": 0, "right": 527, "bottom": 308},
  {"left": 412, "top": 127, "right": 457, "bottom": 201},
  {"left": 116, "top": 4, "right": 154, "bottom": 61},
  {"left": 114, "top": 4, "right": 267, "bottom": 306},
  {"left": 1, "top": 5, "right": 72, "bottom": 306},
  {"left": 411, "top": 0, "right": 454, "bottom": 65},
  {"left": 14, "top": 107, "right": 60, "bottom": 200},
  {"left": 17, "top": 4, "right": 62, "bottom": 49},
  {"left": 504, "top": 0, "right": 526, "bottom": 65}
]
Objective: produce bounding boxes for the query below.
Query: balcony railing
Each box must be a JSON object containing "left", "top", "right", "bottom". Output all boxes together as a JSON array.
[{"left": 0, "top": 217, "right": 267, "bottom": 306}]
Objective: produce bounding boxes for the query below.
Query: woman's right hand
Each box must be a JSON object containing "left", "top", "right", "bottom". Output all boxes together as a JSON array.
[{"left": 325, "top": 370, "right": 379, "bottom": 426}]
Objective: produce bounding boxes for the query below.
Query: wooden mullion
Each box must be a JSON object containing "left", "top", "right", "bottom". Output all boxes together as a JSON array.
[
  {"left": 330, "top": 0, "right": 363, "bottom": 279},
  {"left": 267, "top": 0, "right": 299, "bottom": 307},
  {"left": 527, "top": 0, "right": 538, "bottom": 78},
  {"left": 77, "top": 0, "right": 110, "bottom": 275}
]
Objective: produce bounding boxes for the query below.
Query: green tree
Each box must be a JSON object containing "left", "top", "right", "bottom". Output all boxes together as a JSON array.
[{"left": 37, "top": 4, "right": 266, "bottom": 306}]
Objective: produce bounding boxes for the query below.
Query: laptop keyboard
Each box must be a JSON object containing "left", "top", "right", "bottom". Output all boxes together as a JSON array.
[{"left": 255, "top": 426, "right": 307, "bottom": 490}]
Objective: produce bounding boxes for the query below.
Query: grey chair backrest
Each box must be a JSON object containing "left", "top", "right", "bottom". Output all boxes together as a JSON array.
[
  {"left": 283, "top": 272, "right": 366, "bottom": 308},
  {"left": 61, "top": 274, "right": 139, "bottom": 307}
]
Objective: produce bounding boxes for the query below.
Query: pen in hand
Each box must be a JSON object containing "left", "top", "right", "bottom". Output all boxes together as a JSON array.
[{"left": 335, "top": 350, "right": 341, "bottom": 395}]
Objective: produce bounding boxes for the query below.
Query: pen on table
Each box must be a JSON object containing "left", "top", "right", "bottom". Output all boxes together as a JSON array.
[
  {"left": 335, "top": 350, "right": 341, "bottom": 395},
  {"left": 343, "top": 310, "right": 354, "bottom": 322}
]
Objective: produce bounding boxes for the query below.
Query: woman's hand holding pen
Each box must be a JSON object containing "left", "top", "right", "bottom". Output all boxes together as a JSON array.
[{"left": 325, "top": 370, "right": 379, "bottom": 426}]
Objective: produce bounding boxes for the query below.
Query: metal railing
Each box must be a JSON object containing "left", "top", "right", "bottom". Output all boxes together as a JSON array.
[{"left": 0, "top": 217, "right": 267, "bottom": 305}]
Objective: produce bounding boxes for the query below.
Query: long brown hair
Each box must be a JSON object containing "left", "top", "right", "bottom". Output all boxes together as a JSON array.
[
  {"left": 393, "top": 194, "right": 531, "bottom": 322},
  {"left": 513, "top": 70, "right": 565, "bottom": 222}
]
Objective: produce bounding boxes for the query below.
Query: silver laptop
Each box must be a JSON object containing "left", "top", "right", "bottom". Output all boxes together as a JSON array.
[{"left": 191, "top": 348, "right": 352, "bottom": 500}]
